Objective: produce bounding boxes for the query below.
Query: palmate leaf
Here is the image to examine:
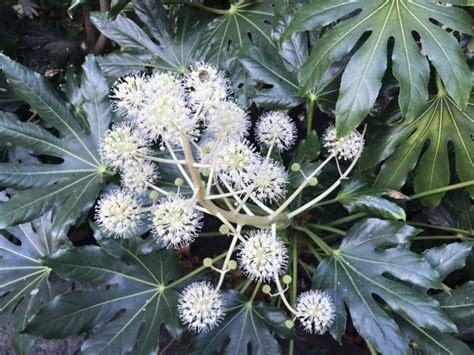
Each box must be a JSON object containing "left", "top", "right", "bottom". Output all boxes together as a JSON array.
[
  {"left": 313, "top": 218, "right": 456, "bottom": 354},
  {"left": 396, "top": 242, "right": 473, "bottom": 354},
  {"left": 0, "top": 213, "right": 65, "bottom": 351},
  {"left": 0, "top": 55, "right": 109, "bottom": 233},
  {"left": 191, "top": 290, "right": 291, "bottom": 355},
  {"left": 198, "top": 1, "right": 275, "bottom": 66},
  {"left": 239, "top": 9, "right": 344, "bottom": 112},
  {"left": 92, "top": 0, "right": 207, "bottom": 75},
  {"left": 24, "top": 240, "right": 181, "bottom": 355},
  {"left": 359, "top": 92, "right": 474, "bottom": 207},
  {"left": 282, "top": 0, "right": 472, "bottom": 136}
]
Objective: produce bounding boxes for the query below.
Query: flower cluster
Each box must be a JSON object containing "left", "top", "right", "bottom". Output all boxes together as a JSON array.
[
  {"left": 322, "top": 125, "right": 364, "bottom": 160},
  {"left": 96, "top": 63, "right": 359, "bottom": 336}
]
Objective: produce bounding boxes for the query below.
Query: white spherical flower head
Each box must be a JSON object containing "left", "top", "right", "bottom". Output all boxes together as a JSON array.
[
  {"left": 249, "top": 160, "right": 288, "bottom": 202},
  {"left": 206, "top": 101, "right": 249, "bottom": 140},
  {"left": 137, "top": 93, "right": 193, "bottom": 145},
  {"left": 322, "top": 125, "right": 364, "bottom": 160},
  {"left": 96, "top": 189, "right": 143, "bottom": 237},
  {"left": 121, "top": 160, "right": 157, "bottom": 194},
  {"left": 185, "top": 63, "right": 229, "bottom": 109},
  {"left": 178, "top": 281, "right": 226, "bottom": 333},
  {"left": 144, "top": 72, "right": 183, "bottom": 97},
  {"left": 99, "top": 123, "right": 149, "bottom": 169},
  {"left": 111, "top": 73, "right": 147, "bottom": 118},
  {"left": 256, "top": 112, "right": 296, "bottom": 151},
  {"left": 152, "top": 196, "right": 203, "bottom": 249},
  {"left": 215, "top": 140, "right": 260, "bottom": 186},
  {"left": 295, "top": 290, "right": 335, "bottom": 335},
  {"left": 238, "top": 230, "right": 288, "bottom": 282}
]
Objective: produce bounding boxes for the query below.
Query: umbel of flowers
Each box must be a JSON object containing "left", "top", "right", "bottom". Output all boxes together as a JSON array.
[{"left": 96, "top": 63, "right": 364, "bottom": 334}]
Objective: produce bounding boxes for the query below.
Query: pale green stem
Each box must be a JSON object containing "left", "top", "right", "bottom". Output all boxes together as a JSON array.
[
  {"left": 216, "top": 233, "right": 239, "bottom": 290},
  {"left": 270, "top": 153, "right": 335, "bottom": 219},
  {"left": 274, "top": 273, "right": 297, "bottom": 315}
]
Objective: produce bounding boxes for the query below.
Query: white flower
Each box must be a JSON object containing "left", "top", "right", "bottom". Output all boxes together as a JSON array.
[
  {"left": 206, "top": 101, "right": 249, "bottom": 140},
  {"left": 249, "top": 160, "right": 287, "bottom": 202},
  {"left": 144, "top": 72, "right": 183, "bottom": 97},
  {"left": 111, "top": 73, "right": 147, "bottom": 118},
  {"left": 214, "top": 140, "right": 261, "bottom": 186},
  {"left": 185, "top": 63, "right": 229, "bottom": 110},
  {"left": 256, "top": 112, "right": 296, "bottom": 151},
  {"left": 99, "top": 123, "right": 149, "bottom": 169},
  {"left": 151, "top": 195, "right": 203, "bottom": 249},
  {"left": 322, "top": 125, "right": 364, "bottom": 160},
  {"left": 137, "top": 93, "right": 193, "bottom": 145},
  {"left": 121, "top": 160, "right": 157, "bottom": 194},
  {"left": 238, "top": 230, "right": 288, "bottom": 282},
  {"left": 178, "top": 281, "right": 226, "bottom": 333},
  {"left": 96, "top": 189, "right": 143, "bottom": 237},
  {"left": 295, "top": 290, "right": 335, "bottom": 335}
]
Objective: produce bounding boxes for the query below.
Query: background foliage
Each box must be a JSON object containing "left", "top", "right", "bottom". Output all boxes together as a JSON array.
[{"left": 0, "top": 0, "right": 473, "bottom": 354}]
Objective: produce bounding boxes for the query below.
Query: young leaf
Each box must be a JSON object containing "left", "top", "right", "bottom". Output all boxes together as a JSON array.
[
  {"left": 313, "top": 218, "right": 455, "bottom": 354},
  {"left": 191, "top": 290, "right": 291, "bottom": 354},
  {"left": 0, "top": 213, "right": 64, "bottom": 332},
  {"left": 23, "top": 242, "right": 181, "bottom": 355},
  {"left": 0, "top": 55, "right": 109, "bottom": 233},
  {"left": 336, "top": 179, "right": 406, "bottom": 221},
  {"left": 282, "top": 0, "right": 472, "bottom": 135},
  {"left": 360, "top": 94, "right": 474, "bottom": 207}
]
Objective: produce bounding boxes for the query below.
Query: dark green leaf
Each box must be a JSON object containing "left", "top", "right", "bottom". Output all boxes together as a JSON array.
[
  {"left": 397, "top": 315, "right": 472, "bottom": 355},
  {"left": 133, "top": 0, "right": 171, "bottom": 44},
  {"left": 24, "top": 242, "right": 180, "bottom": 355},
  {"left": 91, "top": 12, "right": 161, "bottom": 54},
  {"left": 360, "top": 94, "right": 474, "bottom": 206},
  {"left": 198, "top": 1, "right": 275, "bottom": 66},
  {"left": 96, "top": 52, "right": 155, "bottom": 77},
  {"left": 423, "top": 243, "right": 472, "bottom": 280},
  {"left": 0, "top": 213, "right": 64, "bottom": 332},
  {"left": 437, "top": 281, "right": 474, "bottom": 324},
  {"left": 92, "top": 9, "right": 206, "bottom": 73},
  {"left": 239, "top": 45, "right": 302, "bottom": 109},
  {"left": 283, "top": 0, "right": 472, "bottom": 135},
  {"left": 313, "top": 218, "right": 454, "bottom": 354},
  {"left": 336, "top": 179, "right": 406, "bottom": 221},
  {"left": 191, "top": 290, "right": 291, "bottom": 354},
  {"left": 0, "top": 55, "right": 108, "bottom": 231}
]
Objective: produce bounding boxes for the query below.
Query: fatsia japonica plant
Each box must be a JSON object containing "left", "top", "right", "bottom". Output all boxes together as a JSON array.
[{"left": 0, "top": 0, "right": 473, "bottom": 354}]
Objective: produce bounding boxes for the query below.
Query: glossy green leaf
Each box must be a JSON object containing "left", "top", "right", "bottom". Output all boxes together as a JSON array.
[
  {"left": 239, "top": 45, "right": 302, "bottom": 109},
  {"left": 360, "top": 94, "right": 474, "bottom": 207},
  {"left": 24, "top": 241, "right": 181, "bottom": 355},
  {"left": 0, "top": 213, "right": 64, "bottom": 332},
  {"left": 438, "top": 281, "right": 474, "bottom": 324},
  {"left": 336, "top": 179, "right": 406, "bottom": 221},
  {"left": 313, "top": 218, "right": 455, "bottom": 354},
  {"left": 96, "top": 52, "right": 155, "bottom": 77},
  {"left": 423, "top": 242, "right": 472, "bottom": 280},
  {"left": 397, "top": 314, "right": 472, "bottom": 355},
  {"left": 92, "top": 8, "right": 206, "bottom": 74},
  {"left": 198, "top": 1, "right": 275, "bottom": 65},
  {"left": 283, "top": 0, "right": 472, "bottom": 135},
  {"left": 0, "top": 55, "right": 108, "bottom": 232},
  {"left": 191, "top": 290, "right": 291, "bottom": 354}
]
